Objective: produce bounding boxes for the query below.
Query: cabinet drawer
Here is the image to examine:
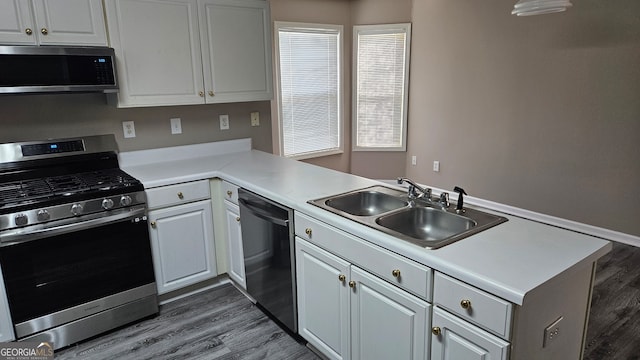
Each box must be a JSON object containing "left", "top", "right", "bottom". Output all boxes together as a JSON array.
[
  {"left": 221, "top": 181, "right": 239, "bottom": 204},
  {"left": 434, "top": 272, "right": 512, "bottom": 339},
  {"left": 146, "top": 180, "right": 211, "bottom": 210},
  {"left": 295, "top": 212, "right": 432, "bottom": 301}
]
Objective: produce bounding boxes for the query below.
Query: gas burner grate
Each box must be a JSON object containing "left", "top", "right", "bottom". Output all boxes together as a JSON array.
[
  {"left": 45, "top": 175, "right": 90, "bottom": 195},
  {"left": 0, "top": 179, "right": 52, "bottom": 206},
  {"left": 81, "top": 169, "right": 139, "bottom": 191}
]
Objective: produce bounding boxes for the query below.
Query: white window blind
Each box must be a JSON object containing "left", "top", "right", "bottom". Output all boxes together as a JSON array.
[
  {"left": 353, "top": 24, "right": 411, "bottom": 151},
  {"left": 275, "top": 22, "right": 343, "bottom": 158}
]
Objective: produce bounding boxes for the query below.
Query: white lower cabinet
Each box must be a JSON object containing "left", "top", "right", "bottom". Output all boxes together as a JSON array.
[
  {"left": 296, "top": 238, "right": 430, "bottom": 360},
  {"left": 431, "top": 306, "right": 509, "bottom": 360},
  {"left": 224, "top": 200, "right": 245, "bottom": 289},
  {"left": 146, "top": 180, "right": 216, "bottom": 295},
  {"left": 296, "top": 237, "right": 350, "bottom": 360},
  {"left": 351, "top": 266, "right": 430, "bottom": 360},
  {"left": 295, "top": 211, "right": 598, "bottom": 360}
]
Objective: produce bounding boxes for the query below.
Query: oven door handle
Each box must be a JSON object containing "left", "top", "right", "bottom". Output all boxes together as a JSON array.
[{"left": 0, "top": 206, "right": 147, "bottom": 245}]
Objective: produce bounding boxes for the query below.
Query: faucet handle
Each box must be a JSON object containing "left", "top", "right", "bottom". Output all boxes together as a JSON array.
[
  {"left": 407, "top": 185, "right": 417, "bottom": 199},
  {"left": 424, "top": 187, "right": 432, "bottom": 201},
  {"left": 439, "top": 192, "right": 450, "bottom": 208}
]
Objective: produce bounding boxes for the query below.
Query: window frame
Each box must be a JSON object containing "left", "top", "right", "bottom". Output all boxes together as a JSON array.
[
  {"left": 273, "top": 21, "right": 344, "bottom": 160},
  {"left": 352, "top": 23, "right": 411, "bottom": 152}
]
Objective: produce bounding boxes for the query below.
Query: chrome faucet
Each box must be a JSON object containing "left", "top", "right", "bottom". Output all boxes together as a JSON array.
[
  {"left": 396, "top": 177, "right": 432, "bottom": 201},
  {"left": 439, "top": 192, "right": 450, "bottom": 208}
]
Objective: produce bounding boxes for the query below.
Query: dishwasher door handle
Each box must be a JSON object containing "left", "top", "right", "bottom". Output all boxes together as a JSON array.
[{"left": 238, "top": 198, "right": 289, "bottom": 227}]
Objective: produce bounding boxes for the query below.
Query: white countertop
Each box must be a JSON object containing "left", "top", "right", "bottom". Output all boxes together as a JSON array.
[{"left": 120, "top": 140, "right": 611, "bottom": 305}]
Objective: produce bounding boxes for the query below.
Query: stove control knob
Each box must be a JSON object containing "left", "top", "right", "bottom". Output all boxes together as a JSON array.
[
  {"left": 37, "top": 209, "right": 50, "bottom": 222},
  {"left": 14, "top": 213, "right": 28, "bottom": 226},
  {"left": 102, "top": 198, "right": 115, "bottom": 210},
  {"left": 71, "top": 203, "right": 83, "bottom": 216},
  {"left": 120, "top": 195, "right": 132, "bottom": 207}
]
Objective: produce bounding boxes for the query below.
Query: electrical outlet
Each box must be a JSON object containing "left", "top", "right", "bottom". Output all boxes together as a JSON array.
[
  {"left": 411, "top": 155, "right": 417, "bottom": 166},
  {"left": 543, "top": 316, "right": 563, "bottom": 348},
  {"left": 251, "top": 112, "right": 260, "bottom": 126},
  {"left": 170, "top": 118, "right": 182, "bottom": 134},
  {"left": 433, "top": 160, "right": 440, "bottom": 172},
  {"left": 122, "top": 121, "right": 136, "bottom": 138},
  {"left": 219, "top": 114, "right": 229, "bottom": 130}
]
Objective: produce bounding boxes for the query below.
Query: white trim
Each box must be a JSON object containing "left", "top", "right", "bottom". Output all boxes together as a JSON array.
[
  {"left": 286, "top": 149, "right": 344, "bottom": 161},
  {"left": 465, "top": 195, "right": 640, "bottom": 247},
  {"left": 159, "top": 276, "right": 231, "bottom": 305},
  {"left": 379, "top": 180, "right": 640, "bottom": 247},
  {"left": 352, "top": 23, "right": 411, "bottom": 152}
]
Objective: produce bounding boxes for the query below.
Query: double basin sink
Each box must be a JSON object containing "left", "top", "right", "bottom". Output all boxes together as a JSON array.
[{"left": 309, "top": 185, "right": 507, "bottom": 249}]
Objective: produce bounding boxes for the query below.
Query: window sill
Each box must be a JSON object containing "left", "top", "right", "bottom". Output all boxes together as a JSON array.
[{"left": 285, "top": 149, "right": 344, "bottom": 161}]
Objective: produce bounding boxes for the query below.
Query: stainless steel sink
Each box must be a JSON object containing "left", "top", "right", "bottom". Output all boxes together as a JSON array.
[
  {"left": 375, "top": 207, "right": 476, "bottom": 241},
  {"left": 324, "top": 189, "right": 408, "bottom": 216},
  {"left": 308, "top": 185, "right": 507, "bottom": 249}
]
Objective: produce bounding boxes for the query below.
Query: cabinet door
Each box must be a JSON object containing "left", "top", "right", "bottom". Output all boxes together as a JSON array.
[
  {"left": 431, "top": 307, "right": 509, "bottom": 360},
  {"left": 350, "top": 266, "right": 430, "bottom": 360},
  {"left": 148, "top": 200, "right": 216, "bottom": 294},
  {"left": 0, "top": 264, "right": 16, "bottom": 342},
  {"left": 105, "top": 0, "right": 206, "bottom": 107},
  {"left": 296, "top": 238, "right": 350, "bottom": 360},
  {"left": 198, "top": 0, "right": 273, "bottom": 103},
  {"left": 225, "top": 201, "right": 245, "bottom": 289},
  {"left": 32, "top": 0, "right": 107, "bottom": 45},
  {"left": 0, "top": 0, "right": 36, "bottom": 44}
]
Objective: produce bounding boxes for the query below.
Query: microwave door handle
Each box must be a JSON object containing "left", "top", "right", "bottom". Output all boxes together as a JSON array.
[{"left": 238, "top": 198, "right": 289, "bottom": 227}]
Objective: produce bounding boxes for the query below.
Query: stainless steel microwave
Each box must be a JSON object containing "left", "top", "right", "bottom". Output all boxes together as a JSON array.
[{"left": 0, "top": 46, "right": 118, "bottom": 94}]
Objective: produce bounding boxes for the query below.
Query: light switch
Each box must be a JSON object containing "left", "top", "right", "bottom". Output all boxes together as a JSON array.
[
  {"left": 220, "top": 114, "right": 230, "bottom": 130},
  {"left": 170, "top": 118, "right": 182, "bottom": 134}
]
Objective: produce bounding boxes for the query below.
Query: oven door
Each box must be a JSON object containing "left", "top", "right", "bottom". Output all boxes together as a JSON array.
[{"left": 0, "top": 207, "right": 156, "bottom": 338}]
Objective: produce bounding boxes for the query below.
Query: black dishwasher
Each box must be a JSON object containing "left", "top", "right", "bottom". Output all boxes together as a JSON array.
[{"left": 238, "top": 188, "right": 297, "bottom": 334}]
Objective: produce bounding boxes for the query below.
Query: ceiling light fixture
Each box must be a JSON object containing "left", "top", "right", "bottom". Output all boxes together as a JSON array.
[{"left": 512, "top": 0, "right": 572, "bottom": 16}]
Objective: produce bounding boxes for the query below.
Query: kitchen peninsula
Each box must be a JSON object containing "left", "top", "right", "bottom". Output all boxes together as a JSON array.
[{"left": 118, "top": 139, "right": 610, "bottom": 360}]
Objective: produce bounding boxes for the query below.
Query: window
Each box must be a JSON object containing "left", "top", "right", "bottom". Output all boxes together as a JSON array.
[
  {"left": 274, "top": 22, "right": 343, "bottom": 159},
  {"left": 353, "top": 23, "right": 411, "bottom": 151}
]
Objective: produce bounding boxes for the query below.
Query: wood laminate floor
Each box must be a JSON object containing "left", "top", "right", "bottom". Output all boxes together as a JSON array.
[
  {"left": 55, "top": 284, "right": 319, "bottom": 360},
  {"left": 56, "top": 241, "right": 640, "bottom": 360},
  {"left": 583, "top": 241, "right": 640, "bottom": 360}
]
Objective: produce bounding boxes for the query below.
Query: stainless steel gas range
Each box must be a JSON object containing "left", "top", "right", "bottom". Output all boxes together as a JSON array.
[{"left": 0, "top": 135, "right": 158, "bottom": 349}]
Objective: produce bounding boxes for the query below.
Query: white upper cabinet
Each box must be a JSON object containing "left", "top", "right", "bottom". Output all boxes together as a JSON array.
[
  {"left": 105, "top": 0, "right": 272, "bottom": 108},
  {"left": 105, "top": 0, "right": 205, "bottom": 107},
  {"left": 198, "top": 0, "right": 272, "bottom": 103},
  {"left": 0, "top": 0, "right": 107, "bottom": 46}
]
